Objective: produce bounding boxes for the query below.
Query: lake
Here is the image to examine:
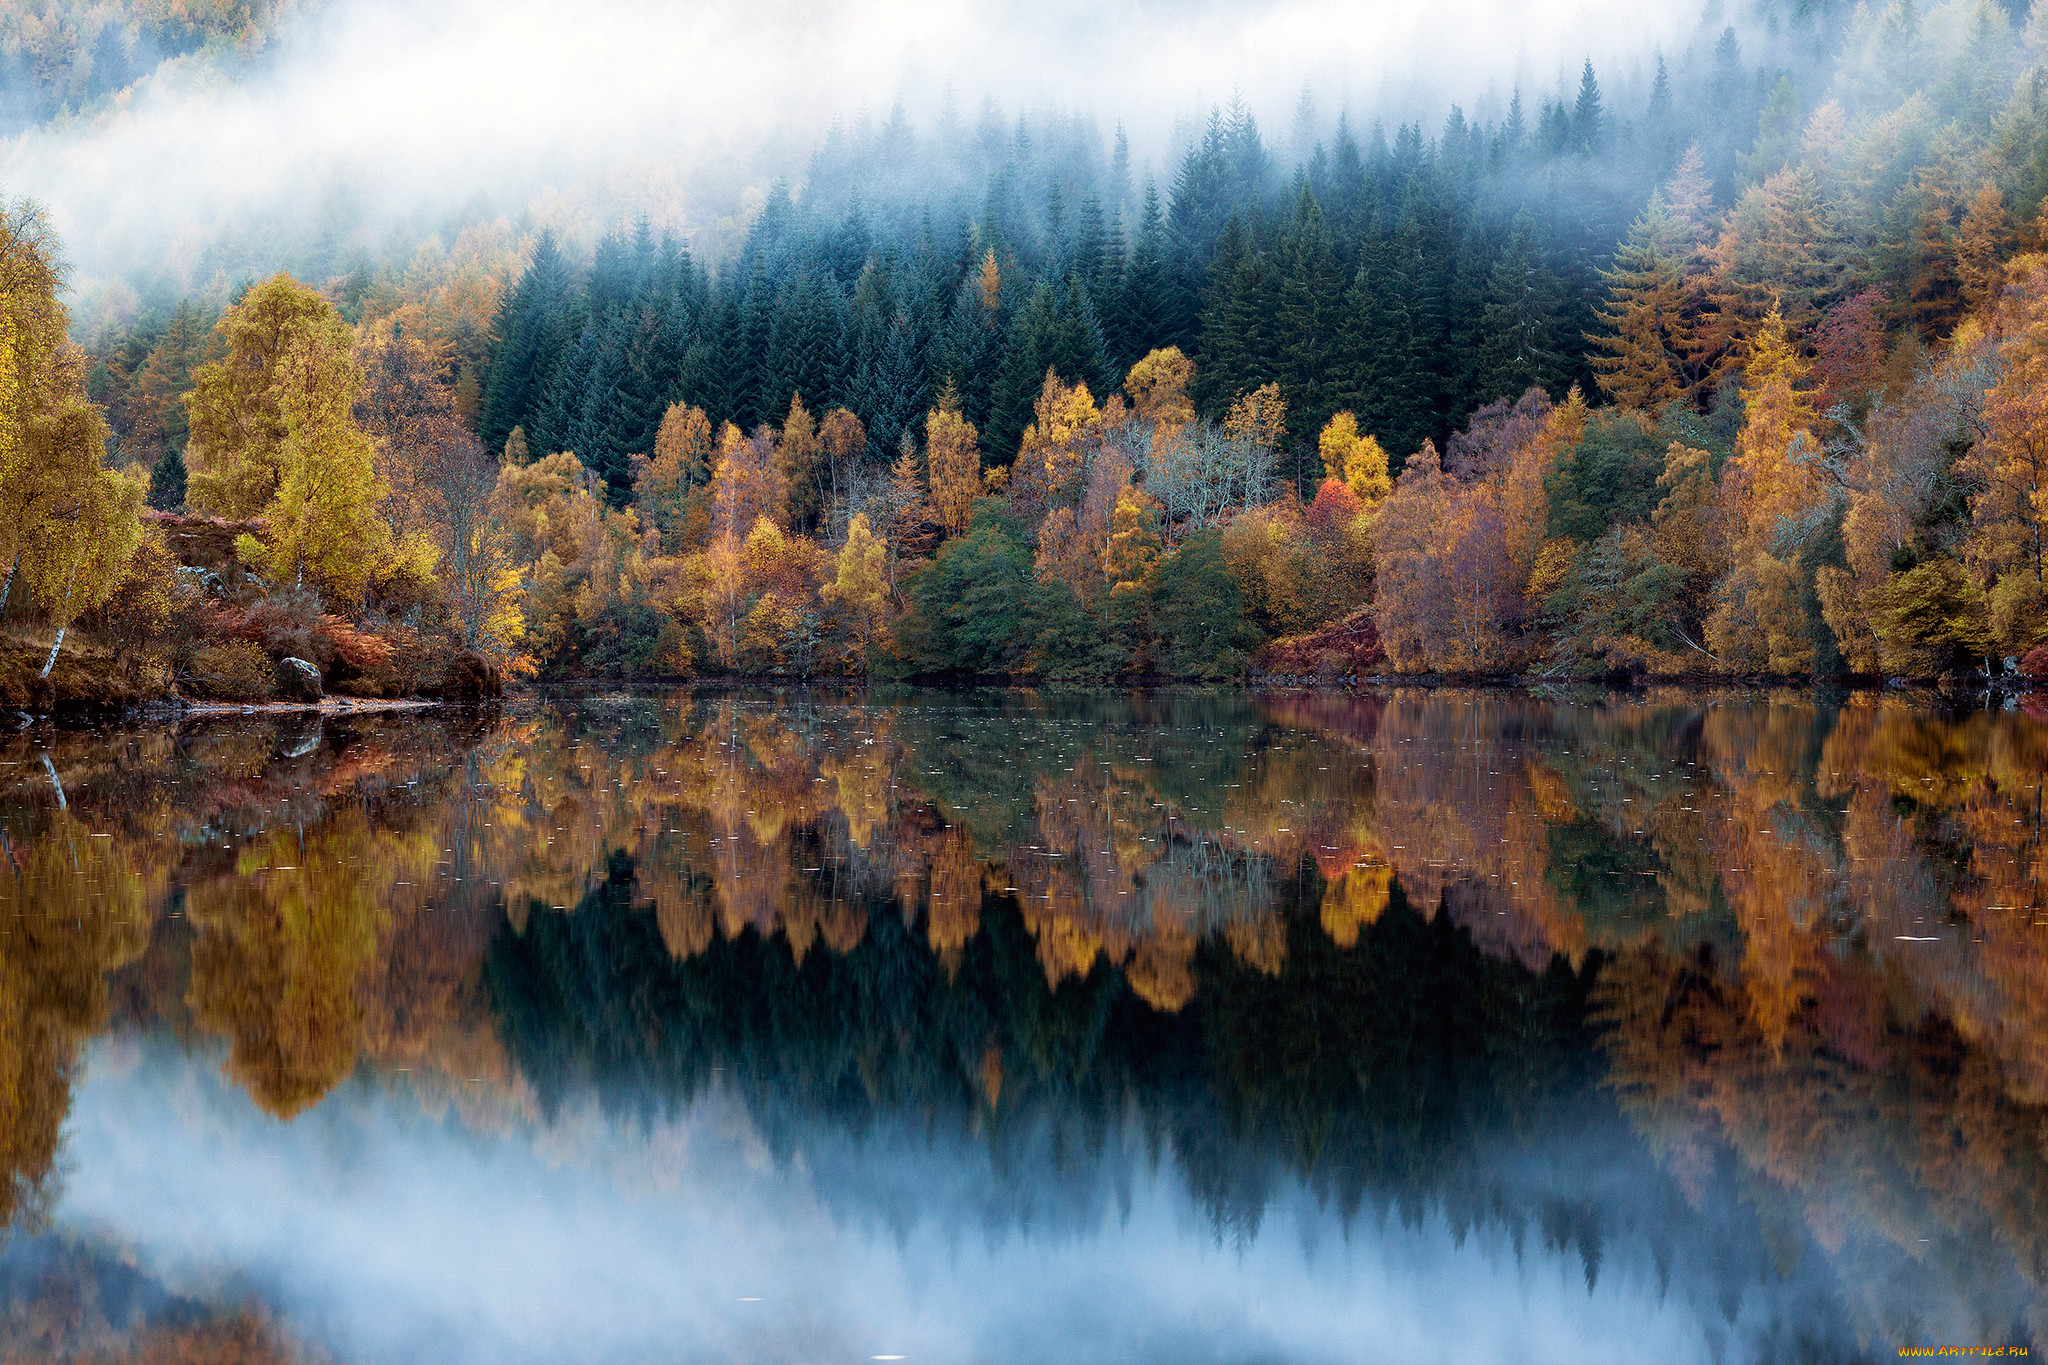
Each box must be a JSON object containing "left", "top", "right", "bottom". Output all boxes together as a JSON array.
[{"left": 2, "top": 688, "right": 2044, "bottom": 1364}]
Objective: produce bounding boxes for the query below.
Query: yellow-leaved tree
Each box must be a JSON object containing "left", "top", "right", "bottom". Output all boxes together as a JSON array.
[
  {"left": 0, "top": 197, "right": 147, "bottom": 677},
  {"left": 186, "top": 274, "right": 391, "bottom": 601},
  {"left": 1316, "top": 411, "right": 1390, "bottom": 506},
  {"left": 822, "top": 512, "right": 889, "bottom": 664},
  {"left": 925, "top": 382, "right": 982, "bottom": 537},
  {"left": 1123, "top": 347, "right": 1196, "bottom": 432},
  {"left": 1706, "top": 307, "right": 1825, "bottom": 672}
]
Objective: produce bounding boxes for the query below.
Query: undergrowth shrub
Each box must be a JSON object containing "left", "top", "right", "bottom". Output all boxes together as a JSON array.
[{"left": 186, "top": 640, "right": 275, "bottom": 700}]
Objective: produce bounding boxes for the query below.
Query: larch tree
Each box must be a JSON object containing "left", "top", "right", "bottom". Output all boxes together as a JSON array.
[
  {"left": 1589, "top": 194, "right": 1686, "bottom": 411},
  {"left": 1709, "top": 167, "right": 1857, "bottom": 333},
  {"left": 1706, "top": 308, "right": 1825, "bottom": 671},
  {"left": 1956, "top": 184, "right": 2012, "bottom": 313},
  {"left": 1966, "top": 272, "right": 2048, "bottom": 640}
]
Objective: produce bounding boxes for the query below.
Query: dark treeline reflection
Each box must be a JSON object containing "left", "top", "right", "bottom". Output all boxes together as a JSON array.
[{"left": 3, "top": 689, "right": 2048, "bottom": 1359}]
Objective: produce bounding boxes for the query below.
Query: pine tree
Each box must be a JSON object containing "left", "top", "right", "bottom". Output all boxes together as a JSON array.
[
  {"left": 1114, "top": 182, "right": 1170, "bottom": 368},
  {"left": 1197, "top": 212, "right": 1280, "bottom": 414},
  {"left": 986, "top": 282, "right": 1061, "bottom": 461},
  {"left": 1328, "top": 238, "right": 1422, "bottom": 460},
  {"left": 1051, "top": 273, "right": 1113, "bottom": 396}
]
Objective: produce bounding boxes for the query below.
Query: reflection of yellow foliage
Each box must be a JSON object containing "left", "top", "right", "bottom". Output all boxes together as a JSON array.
[
  {"left": 0, "top": 814, "right": 150, "bottom": 1228},
  {"left": 1125, "top": 917, "right": 1198, "bottom": 1013},
  {"left": 187, "top": 824, "right": 383, "bottom": 1118},
  {"left": 1320, "top": 865, "right": 1392, "bottom": 948},
  {"left": 1224, "top": 912, "right": 1287, "bottom": 976}
]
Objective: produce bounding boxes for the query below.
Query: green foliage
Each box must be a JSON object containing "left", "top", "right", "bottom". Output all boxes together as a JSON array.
[
  {"left": 896, "top": 502, "right": 1036, "bottom": 676},
  {"left": 1867, "top": 558, "right": 1991, "bottom": 676},
  {"left": 1545, "top": 411, "right": 1666, "bottom": 543},
  {"left": 1152, "top": 529, "right": 1261, "bottom": 679}
]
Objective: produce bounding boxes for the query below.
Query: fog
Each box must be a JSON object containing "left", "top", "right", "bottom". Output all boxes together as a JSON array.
[
  {"left": 51, "top": 1040, "right": 1736, "bottom": 1365},
  {"left": 0, "top": 0, "right": 1696, "bottom": 292}
]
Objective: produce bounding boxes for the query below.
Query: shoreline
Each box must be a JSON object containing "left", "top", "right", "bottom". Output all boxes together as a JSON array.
[
  {"left": 17, "top": 672, "right": 2044, "bottom": 728},
  {"left": 161, "top": 696, "right": 445, "bottom": 719}
]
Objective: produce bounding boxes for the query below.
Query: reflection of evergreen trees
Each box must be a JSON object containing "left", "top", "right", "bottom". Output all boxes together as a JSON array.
[
  {"left": 486, "top": 863, "right": 1610, "bottom": 1202},
  {"left": 485, "top": 863, "right": 1908, "bottom": 1354}
]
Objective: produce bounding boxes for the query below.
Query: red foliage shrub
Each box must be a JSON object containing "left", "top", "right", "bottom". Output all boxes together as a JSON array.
[
  {"left": 1305, "top": 478, "right": 1362, "bottom": 541},
  {"left": 1254, "top": 608, "right": 1385, "bottom": 678},
  {"left": 317, "top": 616, "right": 395, "bottom": 673}
]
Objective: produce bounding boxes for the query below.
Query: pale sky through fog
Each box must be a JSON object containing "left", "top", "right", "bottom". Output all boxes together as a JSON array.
[{"left": 0, "top": 0, "right": 1696, "bottom": 289}]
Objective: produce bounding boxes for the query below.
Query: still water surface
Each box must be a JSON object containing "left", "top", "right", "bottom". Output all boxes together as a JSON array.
[{"left": 2, "top": 689, "right": 2046, "bottom": 1363}]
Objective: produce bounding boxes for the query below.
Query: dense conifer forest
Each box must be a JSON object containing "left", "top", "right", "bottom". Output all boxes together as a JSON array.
[{"left": 8, "top": 0, "right": 2048, "bottom": 698}]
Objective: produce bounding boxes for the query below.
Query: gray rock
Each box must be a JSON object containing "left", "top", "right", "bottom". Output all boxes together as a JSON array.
[{"left": 276, "top": 656, "right": 323, "bottom": 702}]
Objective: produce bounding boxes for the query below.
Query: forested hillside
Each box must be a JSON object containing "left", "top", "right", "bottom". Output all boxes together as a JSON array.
[
  {"left": 7, "top": 0, "right": 2048, "bottom": 699},
  {"left": 1, "top": 0, "right": 312, "bottom": 131}
]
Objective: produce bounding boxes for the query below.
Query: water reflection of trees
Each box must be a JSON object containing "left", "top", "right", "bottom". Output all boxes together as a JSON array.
[{"left": 6, "top": 690, "right": 2048, "bottom": 1350}]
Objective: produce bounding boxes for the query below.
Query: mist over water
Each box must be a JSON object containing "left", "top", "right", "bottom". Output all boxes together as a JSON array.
[{"left": 52, "top": 1040, "right": 1731, "bottom": 1365}]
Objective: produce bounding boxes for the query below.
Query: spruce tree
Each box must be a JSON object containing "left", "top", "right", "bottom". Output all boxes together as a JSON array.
[
  {"left": 479, "top": 231, "right": 572, "bottom": 453},
  {"left": 1275, "top": 182, "right": 1345, "bottom": 452},
  {"left": 1474, "top": 211, "right": 1566, "bottom": 404}
]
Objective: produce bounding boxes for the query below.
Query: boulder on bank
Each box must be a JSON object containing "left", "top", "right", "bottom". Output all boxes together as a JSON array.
[{"left": 276, "top": 656, "right": 323, "bottom": 702}]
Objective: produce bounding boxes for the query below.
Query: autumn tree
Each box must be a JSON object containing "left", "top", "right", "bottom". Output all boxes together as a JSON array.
[
  {"left": 1317, "top": 411, "right": 1390, "bottom": 505},
  {"left": 822, "top": 512, "right": 889, "bottom": 664},
  {"left": 1225, "top": 381, "right": 1287, "bottom": 452},
  {"left": 1811, "top": 287, "right": 1891, "bottom": 415},
  {"left": 1123, "top": 346, "right": 1196, "bottom": 430},
  {"left": 1589, "top": 194, "right": 1686, "bottom": 411},
  {"left": 1966, "top": 270, "right": 2048, "bottom": 652},
  {"left": 778, "top": 393, "right": 827, "bottom": 531},
  {"left": 707, "top": 422, "right": 788, "bottom": 546},
  {"left": 1956, "top": 184, "right": 2012, "bottom": 313},
  {"left": 187, "top": 274, "right": 391, "bottom": 600},
  {"left": 1706, "top": 309, "right": 1825, "bottom": 671},
  {"left": 1709, "top": 166, "right": 1857, "bottom": 333},
  {"left": 0, "top": 198, "right": 147, "bottom": 676},
  {"left": 818, "top": 407, "right": 868, "bottom": 528},
  {"left": 187, "top": 274, "right": 353, "bottom": 519},
  {"left": 926, "top": 382, "right": 983, "bottom": 537},
  {"left": 632, "top": 402, "right": 713, "bottom": 548}
]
